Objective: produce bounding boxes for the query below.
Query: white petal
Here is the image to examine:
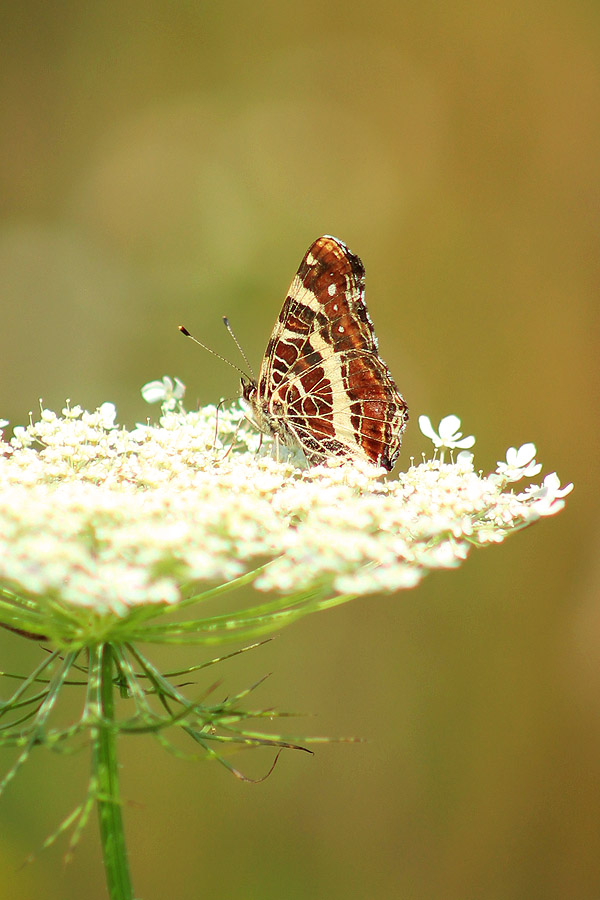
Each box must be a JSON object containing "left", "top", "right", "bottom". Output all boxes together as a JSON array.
[
  {"left": 456, "top": 451, "right": 474, "bottom": 468},
  {"left": 522, "top": 462, "right": 542, "bottom": 477},
  {"left": 418, "top": 415, "right": 439, "bottom": 442},
  {"left": 514, "top": 443, "right": 537, "bottom": 467},
  {"left": 141, "top": 381, "right": 167, "bottom": 404},
  {"left": 438, "top": 415, "right": 461, "bottom": 440},
  {"left": 98, "top": 402, "right": 117, "bottom": 428},
  {"left": 454, "top": 435, "right": 476, "bottom": 449}
]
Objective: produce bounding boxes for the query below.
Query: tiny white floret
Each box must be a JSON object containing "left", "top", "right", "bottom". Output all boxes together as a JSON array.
[
  {"left": 419, "top": 414, "right": 476, "bottom": 451},
  {"left": 496, "top": 443, "right": 542, "bottom": 482},
  {"left": 141, "top": 376, "right": 186, "bottom": 411},
  {"left": 521, "top": 472, "right": 574, "bottom": 516},
  {"left": 98, "top": 402, "right": 117, "bottom": 429}
]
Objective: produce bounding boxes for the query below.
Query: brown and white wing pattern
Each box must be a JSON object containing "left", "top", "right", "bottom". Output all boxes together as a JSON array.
[{"left": 244, "top": 235, "right": 408, "bottom": 470}]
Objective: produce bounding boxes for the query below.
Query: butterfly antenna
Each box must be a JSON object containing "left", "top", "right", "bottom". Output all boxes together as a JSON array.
[
  {"left": 178, "top": 325, "right": 249, "bottom": 380},
  {"left": 222, "top": 317, "right": 256, "bottom": 381}
]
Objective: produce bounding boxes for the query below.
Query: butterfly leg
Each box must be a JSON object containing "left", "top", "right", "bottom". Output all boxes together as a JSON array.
[
  {"left": 218, "top": 404, "right": 249, "bottom": 461},
  {"left": 213, "top": 398, "right": 228, "bottom": 451},
  {"left": 220, "top": 418, "right": 243, "bottom": 460}
]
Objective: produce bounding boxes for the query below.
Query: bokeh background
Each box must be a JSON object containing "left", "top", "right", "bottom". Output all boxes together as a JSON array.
[{"left": 1, "top": 2, "right": 599, "bottom": 898}]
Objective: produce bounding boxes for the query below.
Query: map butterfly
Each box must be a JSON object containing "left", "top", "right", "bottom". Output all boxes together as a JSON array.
[{"left": 241, "top": 235, "right": 408, "bottom": 470}]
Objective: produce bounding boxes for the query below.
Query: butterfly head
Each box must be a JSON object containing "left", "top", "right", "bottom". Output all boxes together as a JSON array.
[
  {"left": 240, "top": 375, "right": 281, "bottom": 444},
  {"left": 240, "top": 376, "right": 256, "bottom": 405},
  {"left": 240, "top": 376, "right": 259, "bottom": 424}
]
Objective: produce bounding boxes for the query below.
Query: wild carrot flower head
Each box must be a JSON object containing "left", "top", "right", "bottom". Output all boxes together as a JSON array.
[{"left": 0, "top": 386, "right": 572, "bottom": 644}]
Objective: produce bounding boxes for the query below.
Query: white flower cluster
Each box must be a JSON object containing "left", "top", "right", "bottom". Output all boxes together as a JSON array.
[{"left": 0, "top": 392, "right": 572, "bottom": 618}]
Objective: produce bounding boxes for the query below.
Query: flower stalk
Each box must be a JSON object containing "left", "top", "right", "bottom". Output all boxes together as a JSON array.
[{"left": 92, "top": 644, "right": 134, "bottom": 900}]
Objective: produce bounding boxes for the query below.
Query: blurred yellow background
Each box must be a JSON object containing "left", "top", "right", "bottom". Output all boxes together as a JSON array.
[{"left": 1, "top": 2, "right": 599, "bottom": 898}]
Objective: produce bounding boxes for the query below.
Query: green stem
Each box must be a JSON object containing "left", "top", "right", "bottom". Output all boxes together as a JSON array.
[{"left": 93, "top": 644, "right": 134, "bottom": 900}]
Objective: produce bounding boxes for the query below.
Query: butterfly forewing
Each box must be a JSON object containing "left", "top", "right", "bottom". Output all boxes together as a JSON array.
[{"left": 249, "top": 235, "right": 408, "bottom": 469}]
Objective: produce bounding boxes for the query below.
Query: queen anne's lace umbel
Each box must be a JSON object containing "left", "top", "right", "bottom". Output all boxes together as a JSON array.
[{"left": 0, "top": 390, "right": 572, "bottom": 618}]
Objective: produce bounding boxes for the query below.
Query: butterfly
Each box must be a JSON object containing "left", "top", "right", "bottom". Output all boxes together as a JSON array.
[{"left": 240, "top": 235, "right": 408, "bottom": 469}]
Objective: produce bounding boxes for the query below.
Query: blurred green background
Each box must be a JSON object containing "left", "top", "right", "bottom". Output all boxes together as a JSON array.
[{"left": 1, "top": 2, "right": 599, "bottom": 898}]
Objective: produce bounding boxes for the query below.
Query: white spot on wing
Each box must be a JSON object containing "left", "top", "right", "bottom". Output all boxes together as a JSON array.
[{"left": 328, "top": 284, "right": 336, "bottom": 296}]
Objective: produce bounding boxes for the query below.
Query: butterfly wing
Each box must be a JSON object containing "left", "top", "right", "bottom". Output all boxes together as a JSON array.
[{"left": 257, "top": 235, "right": 408, "bottom": 469}]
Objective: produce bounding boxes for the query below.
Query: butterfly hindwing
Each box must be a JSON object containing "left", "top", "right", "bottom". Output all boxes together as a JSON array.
[{"left": 248, "top": 236, "right": 408, "bottom": 469}]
